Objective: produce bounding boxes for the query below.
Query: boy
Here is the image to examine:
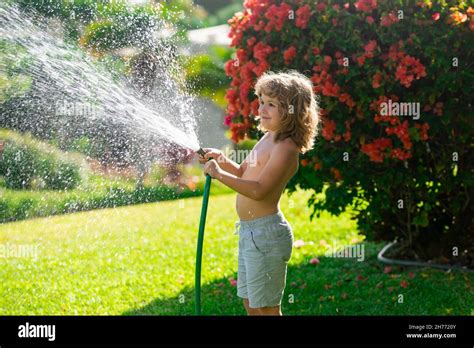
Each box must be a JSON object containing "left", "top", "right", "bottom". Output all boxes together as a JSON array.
[{"left": 199, "top": 71, "right": 320, "bottom": 316}]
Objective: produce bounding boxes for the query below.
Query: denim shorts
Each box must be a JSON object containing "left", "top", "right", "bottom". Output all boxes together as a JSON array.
[{"left": 235, "top": 211, "right": 293, "bottom": 308}]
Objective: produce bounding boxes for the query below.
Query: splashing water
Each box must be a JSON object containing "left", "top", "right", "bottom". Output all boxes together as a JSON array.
[{"left": 0, "top": 4, "right": 202, "bottom": 158}]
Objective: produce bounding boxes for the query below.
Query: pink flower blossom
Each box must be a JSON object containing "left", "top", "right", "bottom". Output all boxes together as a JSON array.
[{"left": 310, "top": 257, "right": 320, "bottom": 265}]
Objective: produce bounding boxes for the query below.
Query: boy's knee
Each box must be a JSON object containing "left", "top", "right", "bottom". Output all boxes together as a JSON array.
[
  {"left": 243, "top": 299, "right": 260, "bottom": 315},
  {"left": 256, "top": 306, "right": 282, "bottom": 316},
  {"left": 243, "top": 300, "right": 281, "bottom": 316}
]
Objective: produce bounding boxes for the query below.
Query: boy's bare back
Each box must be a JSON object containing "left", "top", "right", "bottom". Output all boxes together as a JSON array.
[{"left": 236, "top": 133, "right": 299, "bottom": 221}]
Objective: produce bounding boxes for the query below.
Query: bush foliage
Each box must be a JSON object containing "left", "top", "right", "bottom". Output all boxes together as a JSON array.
[
  {"left": 224, "top": 0, "right": 473, "bottom": 264},
  {"left": 0, "top": 129, "right": 84, "bottom": 190}
]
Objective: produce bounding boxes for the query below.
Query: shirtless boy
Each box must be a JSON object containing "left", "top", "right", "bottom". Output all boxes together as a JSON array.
[{"left": 199, "top": 71, "right": 320, "bottom": 316}]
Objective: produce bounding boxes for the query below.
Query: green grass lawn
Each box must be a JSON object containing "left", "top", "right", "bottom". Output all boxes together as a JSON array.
[{"left": 0, "top": 189, "right": 472, "bottom": 315}]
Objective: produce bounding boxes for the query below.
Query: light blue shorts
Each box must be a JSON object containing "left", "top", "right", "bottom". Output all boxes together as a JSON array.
[{"left": 235, "top": 211, "right": 293, "bottom": 308}]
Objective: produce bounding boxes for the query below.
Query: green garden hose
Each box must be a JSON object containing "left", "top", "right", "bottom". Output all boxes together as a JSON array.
[{"left": 195, "top": 148, "right": 212, "bottom": 315}]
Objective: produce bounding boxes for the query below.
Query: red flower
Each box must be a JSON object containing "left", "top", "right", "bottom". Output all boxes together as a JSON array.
[
  {"left": 366, "top": 16, "right": 375, "bottom": 24},
  {"left": 264, "top": 3, "right": 292, "bottom": 32},
  {"left": 296, "top": 4, "right": 311, "bottom": 29},
  {"left": 364, "top": 40, "right": 377, "bottom": 58},
  {"left": 310, "top": 257, "right": 320, "bottom": 265},
  {"left": 236, "top": 48, "right": 248, "bottom": 64},
  {"left": 253, "top": 41, "right": 273, "bottom": 64},
  {"left": 253, "top": 19, "right": 265, "bottom": 31},
  {"left": 415, "top": 123, "right": 430, "bottom": 140},
  {"left": 343, "top": 121, "right": 352, "bottom": 141},
  {"left": 229, "top": 123, "right": 247, "bottom": 142},
  {"left": 361, "top": 138, "right": 392, "bottom": 163},
  {"left": 387, "top": 41, "right": 405, "bottom": 62},
  {"left": 322, "top": 81, "right": 340, "bottom": 97},
  {"left": 239, "top": 80, "right": 252, "bottom": 104},
  {"left": 240, "top": 61, "right": 255, "bottom": 81},
  {"left": 225, "top": 88, "right": 237, "bottom": 104},
  {"left": 322, "top": 118, "right": 336, "bottom": 140},
  {"left": 339, "top": 93, "right": 355, "bottom": 109},
  {"left": 395, "top": 55, "right": 426, "bottom": 88},
  {"left": 316, "top": 3, "right": 327, "bottom": 12},
  {"left": 283, "top": 46, "right": 297, "bottom": 64},
  {"left": 432, "top": 12, "right": 440, "bottom": 21},
  {"left": 250, "top": 99, "right": 259, "bottom": 115},
  {"left": 372, "top": 72, "right": 382, "bottom": 88},
  {"left": 356, "top": 55, "right": 366, "bottom": 66},
  {"left": 252, "top": 60, "right": 269, "bottom": 77},
  {"left": 253, "top": 42, "right": 272, "bottom": 61},
  {"left": 224, "top": 115, "right": 232, "bottom": 126},
  {"left": 391, "top": 148, "right": 411, "bottom": 161},
  {"left": 354, "top": 0, "right": 377, "bottom": 13},
  {"left": 386, "top": 120, "right": 412, "bottom": 150},
  {"left": 246, "top": 37, "right": 257, "bottom": 47},
  {"left": 331, "top": 167, "right": 342, "bottom": 181},
  {"left": 381, "top": 11, "right": 399, "bottom": 27}
]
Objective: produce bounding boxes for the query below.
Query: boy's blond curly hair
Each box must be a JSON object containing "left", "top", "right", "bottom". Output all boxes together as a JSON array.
[{"left": 254, "top": 71, "right": 320, "bottom": 154}]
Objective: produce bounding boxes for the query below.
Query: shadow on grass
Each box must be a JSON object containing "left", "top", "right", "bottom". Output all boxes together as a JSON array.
[{"left": 122, "top": 242, "right": 472, "bottom": 316}]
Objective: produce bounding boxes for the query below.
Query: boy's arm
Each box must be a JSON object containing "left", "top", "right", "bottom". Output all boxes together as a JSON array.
[
  {"left": 217, "top": 155, "right": 246, "bottom": 178},
  {"left": 205, "top": 144, "right": 297, "bottom": 200}
]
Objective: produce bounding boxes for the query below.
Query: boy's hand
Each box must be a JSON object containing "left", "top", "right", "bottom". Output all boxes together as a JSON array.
[
  {"left": 203, "top": 159, "right": 221, "bottom": 178},
  {"left": 198, "top": 148, "right": 222, "bottom": 164}
]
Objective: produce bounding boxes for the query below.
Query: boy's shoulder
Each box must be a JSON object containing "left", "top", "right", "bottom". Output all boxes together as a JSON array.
[
  {"left": 273, "top": 136, "right": 299, "bottom": 154},
  {"left": 271, "top": 138, "right": 299, "bottom": 158}
]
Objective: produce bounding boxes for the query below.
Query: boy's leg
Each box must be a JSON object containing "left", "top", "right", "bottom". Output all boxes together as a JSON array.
[
  {"left": 242, "top": 222, "right": 293, "bottom": 315},
  {"left": 238, "top": 230, "right": 259, "bottom": 315},
  {"left": 243, "top": 298, "right": 260, "bottom": 315},
  {"left": 256, "top": 305, "right": 282, "bottom": 316},
  {"left": 244, "top": 305, "right": 281, "bottom": 316},
  {"left": 243, "top": 298, "right": 280, "bottom": 316},
  {"left": 244, "top": 239, "right": 292, "bottom": 313},
  {"left": 238, "top": 215, "right": 292, "bottom": 316}
]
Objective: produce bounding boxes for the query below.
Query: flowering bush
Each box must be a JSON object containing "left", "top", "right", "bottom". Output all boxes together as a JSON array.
[{"left": 225, "top": 0, "right": 473, "bottom": 264}]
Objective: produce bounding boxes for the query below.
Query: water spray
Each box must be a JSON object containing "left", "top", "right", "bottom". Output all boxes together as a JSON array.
[
  {"left": 1, "top": 3, "right": 215, "bottom": 315},
  {"left": 195, "top": 148, "right": 212, "bottom": 315}
]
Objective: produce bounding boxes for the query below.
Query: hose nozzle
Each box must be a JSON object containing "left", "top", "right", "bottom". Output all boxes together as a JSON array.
[{"left": 196, "top": 148, "right": 207, "bottom": 158}]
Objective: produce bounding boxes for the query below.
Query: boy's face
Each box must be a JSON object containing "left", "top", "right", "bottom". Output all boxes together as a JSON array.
[{"left": 258, "top": 94, "right": 282, "bottom": 132}]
